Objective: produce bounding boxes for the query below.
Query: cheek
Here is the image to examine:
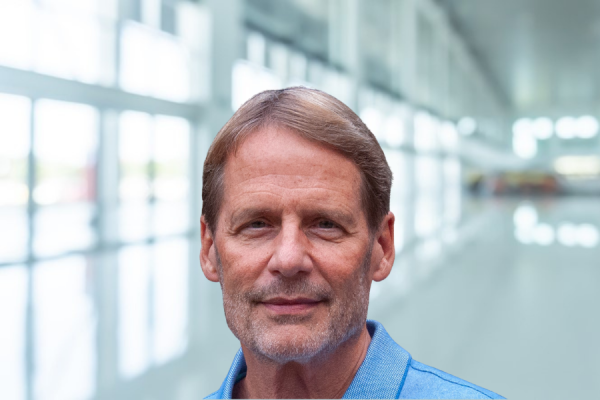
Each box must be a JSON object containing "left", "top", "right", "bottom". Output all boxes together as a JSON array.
[
  {"left": 219, "top": 243, "right": 272, "bottom": 287},
  {"left": 314, "top": 258, "right": 366, "bottom": 294},
  {"left": 312, "top": 240, "right": 369, "bottom": 273},
  {"left": 312, "top": 240, "right": 372, "bottom": 295}
]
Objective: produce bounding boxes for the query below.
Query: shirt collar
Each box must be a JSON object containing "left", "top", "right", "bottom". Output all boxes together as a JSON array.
[
  {"left": 212, "top": 348, "right": 246, "bottom": 399},
  {"left": 210, "top": 320, "right": 411, "bottom": 399},
  {"left": 342, "top": 320, "right": 411, "bottom": 398}
]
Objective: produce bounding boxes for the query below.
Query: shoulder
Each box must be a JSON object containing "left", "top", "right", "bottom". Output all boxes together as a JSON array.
[
  {"left": 203, "top": 391, "right": 220, "bottom": 399},
  {"left": 399, "top": 359, "right": 505, "bottom": 399}
]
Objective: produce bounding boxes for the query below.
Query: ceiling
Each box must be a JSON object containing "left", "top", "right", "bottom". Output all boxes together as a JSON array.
[{"left": 441, "top": 0, "right": 600, "bottom": 118}]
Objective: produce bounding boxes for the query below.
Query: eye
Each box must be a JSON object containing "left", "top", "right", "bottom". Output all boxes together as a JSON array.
[
  {"left": 237, "top": 219, "right": 273, "bottom": 238},
  {"left": 248, "top": 220, "right": 268, "bottom": 229},
  {"left": 317, "top": 220, "right": 337, "bottom": 229}
]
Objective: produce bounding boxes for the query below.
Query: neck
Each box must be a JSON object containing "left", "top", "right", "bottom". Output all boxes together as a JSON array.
[{"left": 233, "top": 324, "right": 371, "bottom": 399}]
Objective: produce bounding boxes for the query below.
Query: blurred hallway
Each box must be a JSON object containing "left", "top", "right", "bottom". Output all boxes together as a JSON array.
[
  {"left": 371, "top": 197, "right": 600, "bottom": 400},
  {"left": 1, "top": 0, "right": 600, "bottom": 399}
]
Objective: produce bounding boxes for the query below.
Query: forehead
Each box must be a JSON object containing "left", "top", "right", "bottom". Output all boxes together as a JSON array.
[{"left": 221, "top": 126, "right": 362, "bottom": 208}]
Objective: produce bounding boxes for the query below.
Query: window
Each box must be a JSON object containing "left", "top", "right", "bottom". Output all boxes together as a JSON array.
[
  {"left": 33, "top": 100, "right": 99, "bottom": 257},
  {"left": 118, "top": 111, "right": 152, "bottom": 242},
  {"left": 36, "top": 8, "right": 106, "bottom": 83},
  {"left": 0, "top": 94, "right": 30, "bottom": 263},
  {"left": 120, "top": 21, "right": 192, "bottom": 101},
  {"left": 0, "top": 1, "right": 202, "bottom": 396},
  {"left": 414, "top": 156, "right": 441, "bottom": 238},
  {"left": 152, "top": 238, "right": 188, "bottom": 364},
  {"left": 231, "top": 60, "right": 282, "bottom": 111},
  {"left": 152, "top": 115, "right": 190, "bottom": 236},
  {"left": 0, "top": 1, "right": 35, "bottom": 70},
  {"left": 34, "top": 256, "right": 96, "bottom": 400},
  {"left": 443, "top": 158, "right": 462, "bottom": 227},
  {"left": 0, "top": 265, "right": 28, "bottom": 400},
  {"left": 118, "top": 244, "right": 151, "bottom": 378},
  {"left": 0, "top": 0, "right": 116, "bottom": 84},
  {"left": 414, "top": 111, "right": 439, "bottom": 153},
  {"left": 118, "top": 111, "right": 191, "bottom": 242},
  {"left": 118, "top": 238, "right": 189, "bottom": 378}
]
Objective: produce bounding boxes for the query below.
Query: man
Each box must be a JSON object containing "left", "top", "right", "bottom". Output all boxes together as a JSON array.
[{"left": 200, "top": 87, "right": 503, "bottom": 399}]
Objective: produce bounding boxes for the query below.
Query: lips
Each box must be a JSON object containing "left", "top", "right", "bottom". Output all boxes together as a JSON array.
[{"left": 261, "top": 297, "right": 322, "bottom": 314}]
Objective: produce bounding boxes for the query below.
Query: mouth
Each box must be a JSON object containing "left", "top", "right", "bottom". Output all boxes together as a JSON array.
[{"left": 260, "top": 297, "right": 323, "bottom": 314}]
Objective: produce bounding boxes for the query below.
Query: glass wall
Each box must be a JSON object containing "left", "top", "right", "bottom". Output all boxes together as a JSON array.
[{"left": 0, "top": 1, "right": 203, "bottom": 398}]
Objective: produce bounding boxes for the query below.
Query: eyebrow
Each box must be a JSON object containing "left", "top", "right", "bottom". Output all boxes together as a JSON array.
[
  {"left": 228, "top": 207, "right": 358, "bottom": 229},
  {"left": 305, "top": 209, "right": 357, "bottom": 228},
  {"left": 229, "top": 208, "right": 276, "bottom": 228}
]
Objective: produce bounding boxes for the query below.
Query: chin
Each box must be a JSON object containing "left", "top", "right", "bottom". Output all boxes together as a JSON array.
[
  {"left": 249, "top": 323, "right": 335, "bottom": 364},
  {"left": 253, "top": 338, "right": 329, "bottom": 364}
]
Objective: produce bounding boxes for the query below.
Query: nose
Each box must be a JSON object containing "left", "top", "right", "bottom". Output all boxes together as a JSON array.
[{"left": 268, "top": 221, "right": 313, "bottom": 278}]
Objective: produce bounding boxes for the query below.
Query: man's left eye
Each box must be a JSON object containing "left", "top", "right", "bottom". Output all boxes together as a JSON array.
[
  {"left": 248, "top": 221, "right": 268, "bottom": 229},
  {"left": 317, "top": 220, "right": 336, "bottom": 229}
]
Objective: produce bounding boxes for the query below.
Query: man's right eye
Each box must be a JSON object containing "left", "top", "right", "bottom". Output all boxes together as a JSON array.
[{"left": 248, "top": 221, "right": 267, "bottom": 229}]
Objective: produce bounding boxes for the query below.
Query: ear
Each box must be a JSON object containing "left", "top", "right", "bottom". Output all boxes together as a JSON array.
[
  {"left": 372, "top": 212, "right": 395, "bottom": 282},
  {"left": 200, "top": 215, "right": 220, "bottom": 282}
]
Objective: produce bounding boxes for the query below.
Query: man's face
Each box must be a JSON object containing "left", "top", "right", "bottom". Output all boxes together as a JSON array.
[{"left": 204, "top": 127, "right": 382, "bottom": 364}]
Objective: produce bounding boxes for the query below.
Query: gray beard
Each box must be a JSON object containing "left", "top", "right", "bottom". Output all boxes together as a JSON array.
[{"left": 217, "top": 244, "right": 373, "bottom": 364}]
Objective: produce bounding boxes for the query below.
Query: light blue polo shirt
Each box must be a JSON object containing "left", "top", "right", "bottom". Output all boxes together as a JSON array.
[{"left": 205, "top": 320, "right": 504, "bottom": 399}]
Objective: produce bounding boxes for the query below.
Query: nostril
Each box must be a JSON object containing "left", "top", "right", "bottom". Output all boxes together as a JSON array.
[{"left": 269, "top": 249, "right": 312, "bottom": 277}]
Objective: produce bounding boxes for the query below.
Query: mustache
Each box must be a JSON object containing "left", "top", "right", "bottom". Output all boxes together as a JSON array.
[{"left": 243, "top": 278, "right": 333, "bottom": 303}]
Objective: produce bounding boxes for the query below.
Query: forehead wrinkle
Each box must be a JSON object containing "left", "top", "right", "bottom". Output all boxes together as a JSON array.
[
  {"left": 226, "top": 186, "right": 360, "bottom": 212},
  {"left": 227, "top": 170, "right": 360, "bottom": 188},
  {"left": 226, "top": 185, "right": 359, "bottom": 217},
  {"left": 224, "top": 169, "right": 361, "bottom": 195},
  {"left": 226, "top": 141, "right": 361, "bottom": 183}
]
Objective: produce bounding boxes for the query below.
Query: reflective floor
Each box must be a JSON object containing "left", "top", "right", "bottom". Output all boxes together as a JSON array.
[{"left": 1, "top": 196, "right": 599, "bottom": 400}]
